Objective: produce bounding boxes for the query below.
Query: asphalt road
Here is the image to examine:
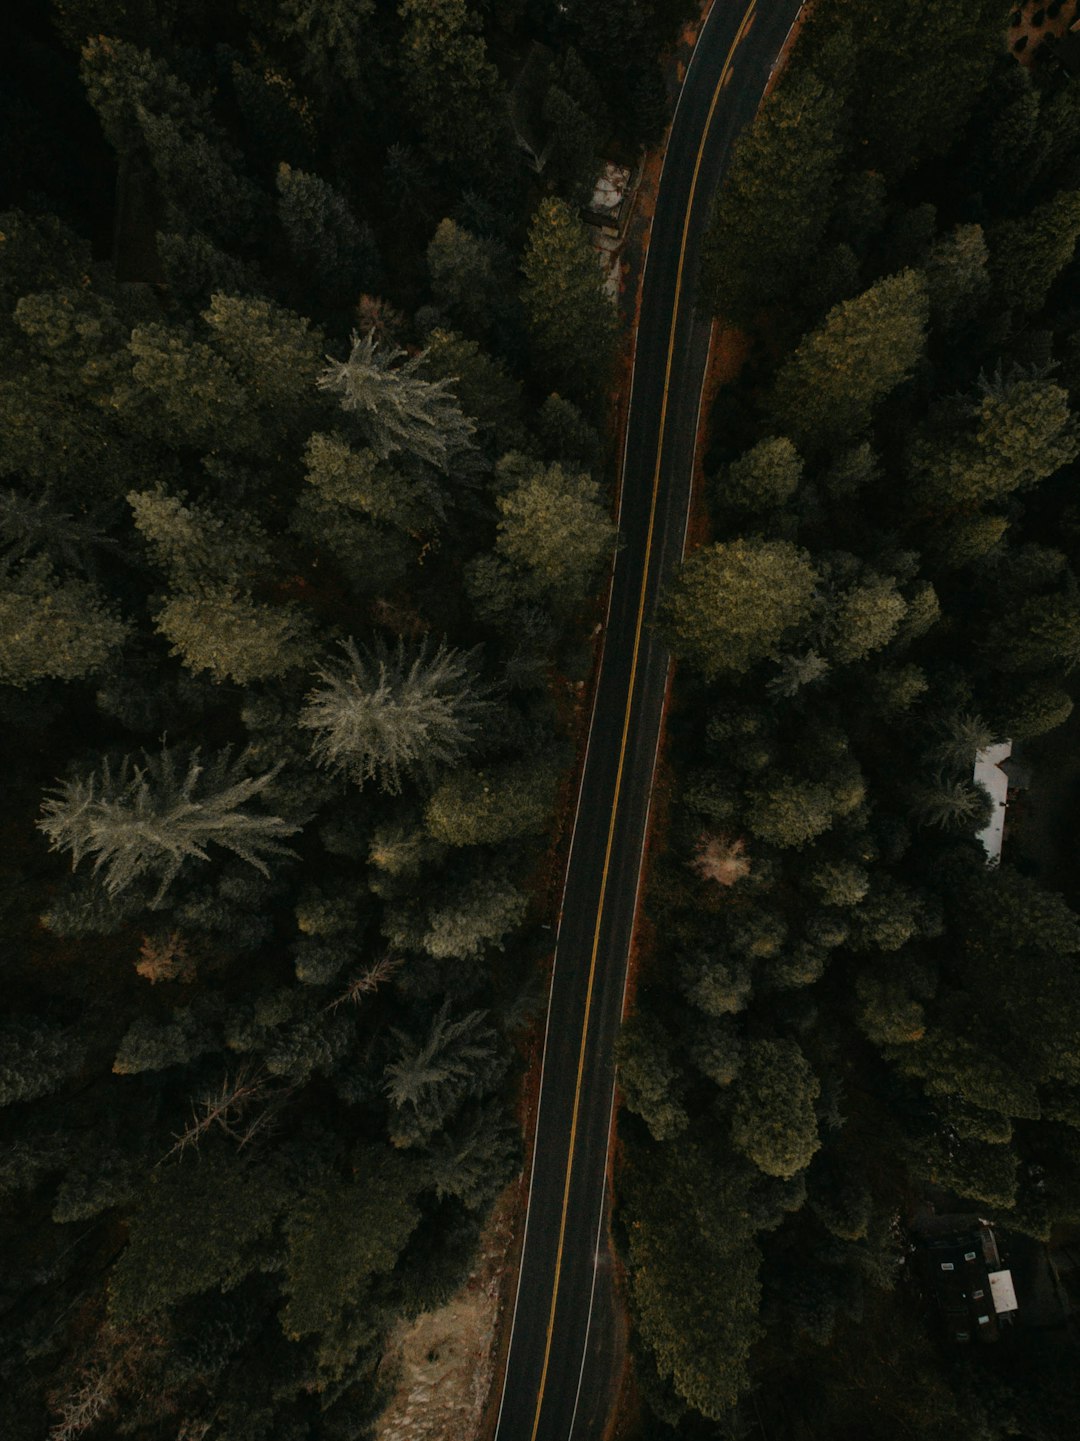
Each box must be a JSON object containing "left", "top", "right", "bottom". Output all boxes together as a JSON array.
[{"left": 492, "top": 5, "right": 805, "bottom": 1439}]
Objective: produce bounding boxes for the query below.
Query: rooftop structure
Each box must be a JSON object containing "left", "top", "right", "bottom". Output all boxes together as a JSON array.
[
  {"left": 584, "top": 162, "right": 636, "bottom": 236},
  {"left": 974, "top": 741, "right": 1012, "bottom": 863}
]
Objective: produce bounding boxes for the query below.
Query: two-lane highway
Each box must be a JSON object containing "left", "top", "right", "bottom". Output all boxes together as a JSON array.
[{"left": 493, "top": 4, "right": 805, "bottom": 1438}]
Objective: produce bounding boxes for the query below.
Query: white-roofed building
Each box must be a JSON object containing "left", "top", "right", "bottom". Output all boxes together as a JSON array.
[
  {"left": 988, "top": 1269, "right": 1019, "bottom": 1315},
  {"left": 974, "top": 741, "right": 1012, "bottom": 864}
]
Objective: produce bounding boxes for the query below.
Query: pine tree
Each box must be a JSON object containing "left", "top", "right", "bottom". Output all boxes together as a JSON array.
[
  {"left": 744, "top": 775, "right": 838, "bottom": 850},
  {"left": 624, "top": 1131, "right": 765, "bottom": 1419},
  {"left": 399, "top": 0, "right": 505, "bottom": 170},
  {"left": 662, "top": 539, "right": 819, "bottom": 678},
  {"left": 923, "top": 223, "right": 990, "bottom": 332},
  {"left": 201, "top": 293, "right": 325, "bottom": 434},
  {"left": 617, "top": 1014, "right": 688, "bottom": 1141},
  {"left": 731, "top": 1038, "right": 821, "bottom": 1180},
  {"left": 426, "top": 1100, "right": 521, "bottom": 1209},
  {"left": 299, "top": 636, "right": 488, "bottom": 793},
  {"left": 0, "top": 1020, "right": 86, "bottom": 1106},
  {"left": 522, "top": 198, "right": 615, "bottom": 401},
  {"left": 80, "top": 38, "right": 263, "bottom": 246},
  {"left": 826, "top": 573, "right": 908, "bottom": 664},
  {"left": 125, "top": 325, "right": 255, "bottom": 455},
  {"left": 419, "top": 330, "right": 525, "bottom": 454},
  {"left": 418, "top": 870, "right": 528, "bottom": 961},
  {"left": 38, "top": 747, "right": 299, "bottom": 905},
  {"left": 302, "top": 430, "right": 444, "bottom": 533},
  {"left": 535, "top": 393, "right": 602, "bottom": 470},
  {"left": 248, "top": 0, "right": 378, "bottom": 104},
  {"left": 0, "top": 560, "right": 129, "bottom": 686},
  {"left": 717, "top": 436, "right": 803, "bottom": 513},
  {"left": 281, "top": 1150, "right": 420, "bottom": 1345},
  {"left": 493, "top": 453, "right": 616, "bottom": 612},
  {"left": 318, "top": 333, "right": 476, "bottom": 471},
  {"left": 276, "top": 163, "right": 380, "bottom": 305},
  {"left": 932, "top": 713, "right": 998, "bottom": 770},
  {"left": 109, "top": 1151, "right": 293, "bottom": 1324},
  {"left": 769, "top": 270, "right": 929, "bottom": 451},
  {"left": 128, "top": 487, "right": 268, "bottom": 589},
  {"left": 383, "top": 1004, "right": 501, "bottom": 1147},
  {"left": 156, "top": 229, "right": 258, "bottom": 308},
  {"left": 155, "top": 587, "right": 311, "bottom": 685},
  {"left": 426, "top": 218, "right": 510, "bottom": 341},
  {"left": 909, "top": 774, "right": 994, "bottom": 832},
  {"left": 112, "top": 1007, "right": 217, "bottom": 1074},
  {"left": 911, "top": 371, "right": 1078, "bottom": 513},
  {"left": 701, "top": 70, "right": 847, "bottom": 322},
  {"left": 542, "top": 82, "right": 601, "bottom": 207},
  {"left": 807, "top": 860, "right": 870, "bottom": 909},
  {"left": 989, "top": 586, "right": 1080, "bottom": 676},
  {"left": 425, "top": 755, "right": 559, "bottom": 846},
  {"left": 989, "top": 188, "right": 1080, "bottom": 316}
]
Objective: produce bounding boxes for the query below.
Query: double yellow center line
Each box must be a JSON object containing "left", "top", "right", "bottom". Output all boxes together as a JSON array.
[{"left": 526, "top": 3, "right": 759, "bottom": 1437}]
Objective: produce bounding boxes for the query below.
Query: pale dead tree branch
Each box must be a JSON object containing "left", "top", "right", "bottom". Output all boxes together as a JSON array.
[
  {"left": 49, "top": 1324, "right": 159, "bottom": 1441},
  {"left": 162, "top": 1064, "right": 293, "bottom": 1162},
  {"left": 324, "top": 954, "right": 402, "bottom": 1013},
  {"left": 50, "top": 1364, "right": 113, "bottom": 1441}
]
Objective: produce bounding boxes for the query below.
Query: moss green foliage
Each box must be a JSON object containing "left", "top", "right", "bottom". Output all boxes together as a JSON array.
[
  {"left": 425, "top": 754, "right": 560, "bottom": 846},
  {"left": 769, "top": 269, "right": 929, "bottom": 451},
  {"left": 0, "top": 0, "right": 667, "bottom": 1433},
  {"left": 662, "top": 539, "right": 819, "bottom": 678},
  {"left": 701, "top": 70, "right": 846, "bottom": 324},
  {"left": 623, "top": 5, "right": 1080, "bottom": 1436},
  {"left": 522, "top": 197, "right": 616, "bottom": 401}
]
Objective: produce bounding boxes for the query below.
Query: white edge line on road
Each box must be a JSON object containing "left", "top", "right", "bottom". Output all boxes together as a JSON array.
[{"left": 491, "top": 5, "right": 720, "bottom": 1435}]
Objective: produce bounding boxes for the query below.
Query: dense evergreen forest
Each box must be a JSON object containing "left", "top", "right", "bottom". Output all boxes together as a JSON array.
[
  {"left": 0, "top": 2, "right": 695, "bottom": 1437},
  {"left": 619, "top": 2, "right": 1080, "bottom": 1438}
]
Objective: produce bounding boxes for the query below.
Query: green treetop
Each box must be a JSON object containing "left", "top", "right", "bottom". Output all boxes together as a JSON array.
[
  {"left": 38, "top": 747, "right": 298, "bottom": 906},
  {"left": 276, "top": 163, "right": 379, "bottom": 305},
  {"left": 425, "top": 755, "right": 559, "bottom": 846},
  {"left": 318, "top": 333, "right": 476, "bottom": 471},
  {"left": 911, "top": 371, "right": 1078, "bottom": 513},
  {"left": 383, "top": 1004, "right": 501, "bottom": 1147},
  {"left": 303, "top": 430, "right": 445, "bottom": 534},
  {"left": 826, "top": 572, "right": 908, "bottom": 665},
  {"left": 299, "top": 637, "right": 488, "bottom": 793},
  {"left": 731, "top": 1038, "right": 821, "bottom": 1180},
  {"left": 427, "top": 218, "right": 510, "bottom": 341},
  {"left": 281, "top": 1149, "right": 420, "bottom": 1356},
  {"left": 718, "top": 436, "right": 803, "bottom": 513},
  {"left": 989, "top": 189, "right": 1080, "bottom": 316},
  {"left": 493, "top": 453, "right": 616, "bottom": 612},
  {"left": 522, "top": 198, "right": 615, "bottom": 401},
  {"left": 398, "top": 0, "right": 504, "bottom": 169},
  {"left": 923, "top": 222, "right": 990, "bottom": 331},
  {"left": 155, "top": 587, "right": 311, "bottom": 686},
  {"left": 0, "top": 560, "right": 129, "bottom": 687},
  {"left": 702, "top": 69, "right": 847, "bottom": 323},
  {"left": 128, "top": 487, "right": 268, "bottom": 590},
  {"left": 769, "top": 269, "right": 928, "bottom": 451},
  {"left": 662, "top": 539, "right": 819, "bottom": 678}
]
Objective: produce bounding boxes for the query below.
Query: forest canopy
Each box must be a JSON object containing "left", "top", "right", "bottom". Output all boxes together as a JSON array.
[
  {"left": 0, "top": 1, "right": 696, "bottom": 1437},
  {"left": 622, "top": 2, "right": 1080, "bottom": 1439}
]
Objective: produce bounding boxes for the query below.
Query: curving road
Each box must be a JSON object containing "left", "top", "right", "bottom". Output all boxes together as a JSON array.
[{"left": 493, "top": 4, "right": 804, "bottom": 1438}]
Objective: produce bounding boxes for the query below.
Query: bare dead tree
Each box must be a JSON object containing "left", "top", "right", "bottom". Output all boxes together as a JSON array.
[
  {"left": 324, "top": 954, "right": 402, "bottom": 1013},
  {"left": 162, "top": 1064, "right": 293, "bottom": 1162},
  {"left": 49, "top": 1323, "right": 161, "bottom": 1441}
]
